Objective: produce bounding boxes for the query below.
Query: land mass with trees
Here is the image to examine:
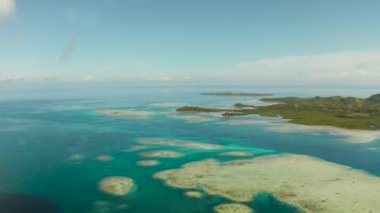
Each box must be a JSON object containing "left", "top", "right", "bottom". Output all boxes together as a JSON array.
[{"left": 176, "top": 94, "right": 380, "bottom": 130}]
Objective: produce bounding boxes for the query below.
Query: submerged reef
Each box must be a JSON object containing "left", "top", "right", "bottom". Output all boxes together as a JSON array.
[
  {"left": 123, "top": 145, "right": 149, "bottom": 152},
  {"left": 95, "top": 155, "right": 114, "bottom": 162},
  {"left": 138, "top": 138, "right": 224, "bottom": 150},
  {"left": 67, "top": 154, "right": 85, "bottom": 161},
  {"left": 95, "top": 109, "right": 152, "bottom": 119},
  {"left": 177, "top": 94, "right": 380, "bottom": 130},
  {"left": 154, "top": 154, "right": 380, "bottom": 213},
  {"left": 202, "top": 92, "right": 272, "bottom": 97},
  {"left": 136, "top": 160, "right": 161, "bottom": 167},
  {"left": 91, "top": 200, "right": 129, "bottom": 213},
  {"left": 139, "top": 150, "right": 185, "bottom": 158},
  {"left": 213, "top": 203, "right": 253, "bottom": 213},
  {"left": 98, "top": 176, "right": 135, "bottom": 196},
  {"left": 218, "top": 151, "right": 254, "bottom": 157},
  {"left": 0, "top": 193, "right": 60, "bottom": 213}
]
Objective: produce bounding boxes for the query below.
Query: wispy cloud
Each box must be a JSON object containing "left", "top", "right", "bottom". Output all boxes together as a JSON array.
[
  {"left": 66, "top": 8, "right": 99, "bottom": 25},
  {"left": 0, "top": 73, "right": 24, "bottom": 82},
  {"left": 59, "top": 32, "right": 76, "bottom": 63},
  {"left": 236, "top": 50, "right": 380, "bottom": 84},
  {"left": 0, "top": 0, "right": 15, "bottom": 18}
]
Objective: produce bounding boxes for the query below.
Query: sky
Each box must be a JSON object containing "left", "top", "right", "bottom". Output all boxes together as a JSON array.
[{"left": 1, "top": 0, "right": 380, "bottom": 85}]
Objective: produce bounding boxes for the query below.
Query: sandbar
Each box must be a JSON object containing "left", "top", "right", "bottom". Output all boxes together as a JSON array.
[
  {"left": 184, "top": 191, "right": 203, "bottom": 199},
  {"left": 139, "top": 138, "right": 224, "bottom": 150},
  {"left": 154, "top": 154, "right": 380, "bottom": 213},
  {"left": 136, "top": 160, "right": 161, "bottom": 167},
  {"left": 218, "top": 151, "right": 253, "bottom": 157}
]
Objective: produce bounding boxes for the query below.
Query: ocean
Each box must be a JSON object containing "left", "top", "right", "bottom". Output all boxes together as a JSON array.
[{"left": 1, "top": 83, "right": 379, "bottom": 213}]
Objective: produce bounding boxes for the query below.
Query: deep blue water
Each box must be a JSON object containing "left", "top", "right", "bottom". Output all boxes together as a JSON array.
[{"left": 0, "top": 84, "right": 380, "bottom": 213}]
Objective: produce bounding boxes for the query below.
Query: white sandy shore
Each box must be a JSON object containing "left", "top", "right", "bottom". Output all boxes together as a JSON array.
[
  {"left": 219, "top": 118, "right": 380, "bottom": 143},
  {"left": 155, "top": 154, "right": 380, "bottom": 213}
]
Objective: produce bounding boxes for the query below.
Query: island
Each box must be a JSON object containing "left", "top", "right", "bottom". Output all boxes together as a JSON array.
[
  {"left": 202, "top": 92, "right": 272, "bottom": 97},
  {"left": 176, "top": 94, "right": 380, "bottom": 130}
]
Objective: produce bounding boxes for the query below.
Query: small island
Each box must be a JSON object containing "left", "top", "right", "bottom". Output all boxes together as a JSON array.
[
  {"left": 177, "top": 94, "right": 380, "bottom": 130},
  {"left": 202, "top": 92, "right": 272, "bottom": 97}
]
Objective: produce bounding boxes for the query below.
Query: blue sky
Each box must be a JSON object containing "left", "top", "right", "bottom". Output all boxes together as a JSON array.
[{"left": 1, "top": 0, "right": 380, "bottom": 84}]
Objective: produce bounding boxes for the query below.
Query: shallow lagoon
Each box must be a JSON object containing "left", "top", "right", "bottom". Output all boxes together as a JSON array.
[{"left": 1, "top": 84, "right": 380, "bottom": 212}]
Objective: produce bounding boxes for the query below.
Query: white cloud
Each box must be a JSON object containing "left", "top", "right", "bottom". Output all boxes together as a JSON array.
[
  {"left": 236, "top": 50, "right": 380, "bottom": 84},
  {"left": 0, "top": 0, "right": 15, "bottom": 18},
  {"left": 84, "top": 75, "right": 94, "bottom": 81},
  {"left": 158, "top": 76, "right": 173, "bottom": 81}
]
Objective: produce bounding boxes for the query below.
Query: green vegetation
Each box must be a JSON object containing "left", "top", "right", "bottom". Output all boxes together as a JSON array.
[
  {"left": 176, "top": 94, "right": 380, "bottom": 130},
  {"left": 176, "top": 106, "right": 227, "bottom": 113},
  {"left": 201, "top": 92, "right": 273, "bottom": 97}
]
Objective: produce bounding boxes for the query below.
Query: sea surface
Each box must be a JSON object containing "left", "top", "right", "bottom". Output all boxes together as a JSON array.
[{"left": 1, "top": 83, "right": 380, "bottom": 213}]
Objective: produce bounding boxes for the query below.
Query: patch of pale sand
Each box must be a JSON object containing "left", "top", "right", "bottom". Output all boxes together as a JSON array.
[
  {"left": 95, "top": 109, "right": 153, "bottom": 119},
  {"left": 122, "top": 145, "right": 149, "bottom": 152},
  {"left": 327, "top": 128, "right": 380, "bottom": 143},
  {"left": 154, "top": 154, "right": 380, "bottom": 213},
  {"left": 218, "top": 151, "right": 254, "bottom": 157},
  {"left": 95, "top": 155, "right": 114, "bottom": 162},
  {"left": 68, "top": 154, "right": 85, "bottom": 161},
  {"left": 139, "top": 138, "right": 224, "bottom": 150},
  {"left": 136, "top": 160, "right": 161, "bottom": 167},
  {"left": 139, "top": 150, "right": 185, "bottom": 158},
  {"left": 98, "top": 176, "right": 135, "bottom": 196},
  {"left": 168, "top": 114, "right": 219, "bottom": 123},
  {"left": 266, "top": 124, "right": 380, "bottom": 143},
  {"left": 214, "top": 203, "right": 253, "bottom": 213},
  {"left": 184, "top": 191, "right": 204, "bottom": 199}
]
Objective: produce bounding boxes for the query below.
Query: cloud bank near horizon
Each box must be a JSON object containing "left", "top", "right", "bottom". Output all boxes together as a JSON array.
[{"left": 236, "top": 50, "right": 380, "bottom": 84}]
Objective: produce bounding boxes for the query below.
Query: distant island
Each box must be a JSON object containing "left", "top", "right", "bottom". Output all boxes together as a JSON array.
[
  {"left": 177, "top": 94, "right": 380, "bottom": 130},
  {"left": 201, "top": 92, "right": 273, "bottom": 97}
]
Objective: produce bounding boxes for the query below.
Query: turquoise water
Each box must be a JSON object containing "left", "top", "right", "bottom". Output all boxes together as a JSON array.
[{"left": 1, "top": 84, "right": 380, "bottom": 212}]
